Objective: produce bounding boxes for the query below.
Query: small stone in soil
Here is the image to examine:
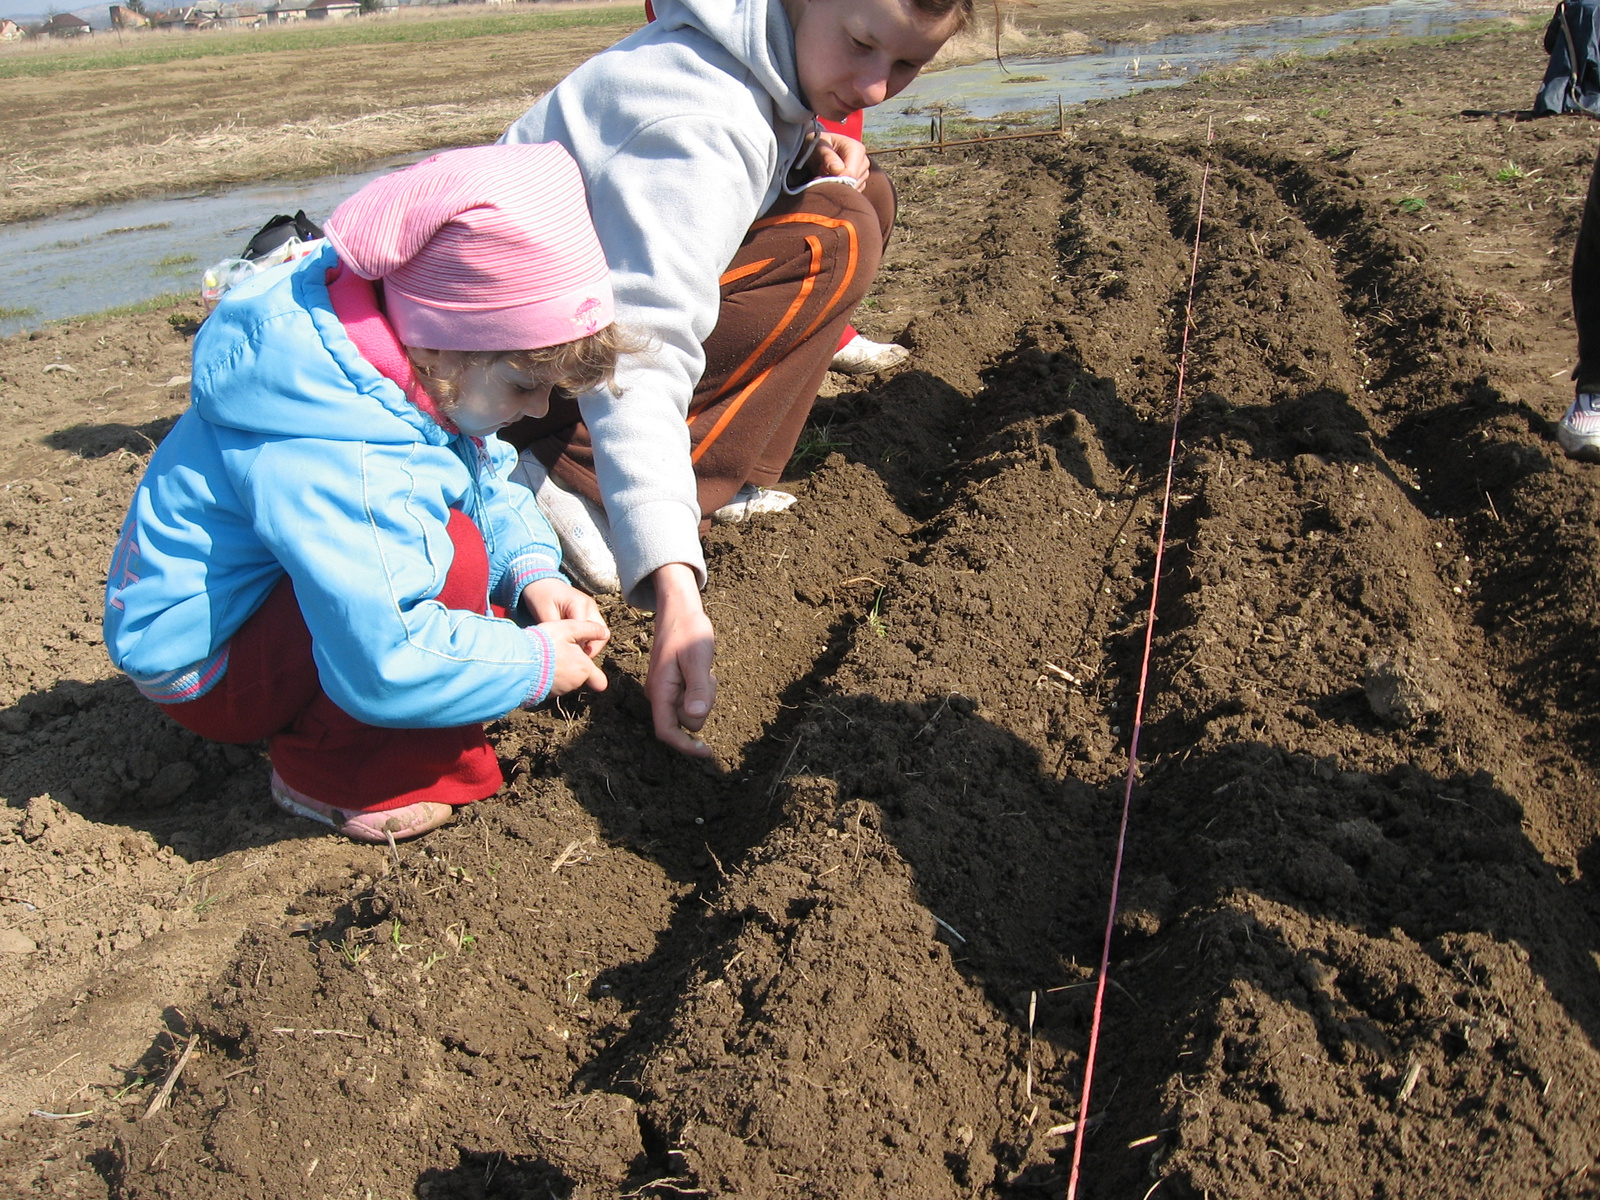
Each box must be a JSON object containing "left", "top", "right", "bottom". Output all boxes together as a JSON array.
[{"left": 0, "top": 929, "right": 37, "bottom": 953}]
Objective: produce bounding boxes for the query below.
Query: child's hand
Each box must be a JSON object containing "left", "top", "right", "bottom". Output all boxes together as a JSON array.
[
  {"left": 813, "top": 132, "right": 870, "bottom": 190},
  {"left": 540, "top": 619, "right": 609, "bottom": 696},
  {"left": 522, "top": 578, "right": 610, "bottom": 656}
]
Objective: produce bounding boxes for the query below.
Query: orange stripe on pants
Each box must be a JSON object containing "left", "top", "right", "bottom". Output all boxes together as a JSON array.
[
  {"left": 711, "top": 214, "right": 859, "bottom": 403},
  {"left": 501, "top": 167, "right": 897, "bottom": 527},
  {"left": 693, "top": 235, "right": 824, "bottom": 463}
]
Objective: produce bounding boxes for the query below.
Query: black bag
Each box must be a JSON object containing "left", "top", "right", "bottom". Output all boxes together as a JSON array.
[{"left": 241, "top": 210, "right": 325, "bottom": 263}]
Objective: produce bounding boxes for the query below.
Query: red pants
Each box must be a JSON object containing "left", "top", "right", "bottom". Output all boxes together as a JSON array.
[
  {"left": 508, "top": 168, "right": 896, "bottom": 520},
  {"left": 157, "top": 511, "right": 503, "bottom": 812}
]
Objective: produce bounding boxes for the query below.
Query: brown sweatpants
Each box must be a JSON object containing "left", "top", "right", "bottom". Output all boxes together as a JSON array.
[{"left": 504, "top": 165, "right": 897, "bottom": 522}]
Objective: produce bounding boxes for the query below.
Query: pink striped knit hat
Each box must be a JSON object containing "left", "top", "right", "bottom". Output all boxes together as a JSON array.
[{"left": 323, "top": 143, "right": 613, "bottom": 352}]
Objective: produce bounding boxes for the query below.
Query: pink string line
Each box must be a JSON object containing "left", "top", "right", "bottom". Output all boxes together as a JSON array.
[{"left": 1064, "top": 137, "right": 1214, "bottom": 1200}]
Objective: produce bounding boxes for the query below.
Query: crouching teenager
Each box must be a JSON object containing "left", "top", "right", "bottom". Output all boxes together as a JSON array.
[{"left": 103, "top": 144, "right": 617, "bottom": 844}]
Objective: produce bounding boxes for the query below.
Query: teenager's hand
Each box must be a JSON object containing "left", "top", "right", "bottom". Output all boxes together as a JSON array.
[
  {"left": 522, "top": 578, "right": 609, "bottom": 655},
  {"left": 647, "top": 563, "right": 716, "bottom": 757},
  {"left": 539, "top": 619, "right": 609, "bottom": 696},
  {"left": 814, "top": 132, "right": 871, "bottom": 190}
]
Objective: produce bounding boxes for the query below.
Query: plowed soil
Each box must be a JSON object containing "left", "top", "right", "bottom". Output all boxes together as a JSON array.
[{"left": 5, "top": 23, "right": 1600, "bottom": 1200}]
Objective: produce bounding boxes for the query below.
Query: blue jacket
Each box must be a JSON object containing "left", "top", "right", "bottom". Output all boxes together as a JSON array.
[{"left": 104, "top": 243, "right": 566, "bottom": 727}]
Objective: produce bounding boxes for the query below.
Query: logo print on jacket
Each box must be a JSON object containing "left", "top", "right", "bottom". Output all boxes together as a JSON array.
[{"left": 108, "top": 531, "right": 142, "bottom": 611}]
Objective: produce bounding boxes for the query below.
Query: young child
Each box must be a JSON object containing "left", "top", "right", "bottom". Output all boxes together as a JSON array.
[{"left": 103, "top": 143, "right": 617, "bottom": 844}]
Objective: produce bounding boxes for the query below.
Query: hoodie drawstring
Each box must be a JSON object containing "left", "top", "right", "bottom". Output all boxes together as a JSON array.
[{"left": 782, "top": 118, "right": 859, "bottom": 195}]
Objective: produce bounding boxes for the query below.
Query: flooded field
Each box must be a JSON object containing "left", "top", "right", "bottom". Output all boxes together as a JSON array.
[
  {"left": 870, "top": 0, "right": 1514, "bottom": 140},
  {"left": 0, "top": 0, "right": 1526, "bottom": 337}
]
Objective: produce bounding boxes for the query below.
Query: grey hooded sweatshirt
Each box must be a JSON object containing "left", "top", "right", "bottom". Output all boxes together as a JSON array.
[{"left": 502, "top": 0, "right": 815, "bottom": 608}]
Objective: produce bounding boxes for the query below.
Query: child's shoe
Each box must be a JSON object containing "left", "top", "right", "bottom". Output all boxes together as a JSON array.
[
  {"left": 1558, "top": 392, "right": 1600, "bottom": 461},
  {"left": 271, "top": 771, "right": 453, "bottom": 844},
  {"left": 831, "top": 333, "right": 910, "bottom": 376},
  {"left": 509, "top": 451, "right": 621, "bottom": 595},
  {"left": 711, "top": 483, "right": 798, "bottom": 524}
]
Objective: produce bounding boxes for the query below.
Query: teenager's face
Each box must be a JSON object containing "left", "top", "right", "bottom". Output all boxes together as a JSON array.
[
  {"left": 786, "top": 0, "right": 962, "bottom": 123},
  {"left": 413, "top": 349, "right": 553, "bottom": 438}
]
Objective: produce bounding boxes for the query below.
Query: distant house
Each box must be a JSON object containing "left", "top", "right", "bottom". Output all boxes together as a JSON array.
[
  {"left": 0, "top": 17, "right": 22, "bottom": 39},
  {"left": 41, "top": 12, "right": 92, "bottom": 35},
  {"left": 184, "top": 1, "right": 256, "bottom": 27},
  {"left": 305, "top": 0, "right": 359, "bottom": 18},
  {"left": 263, "top": 0, "right": 308, "bottom": 20},
  {"left": 108, "top": 4, "right": 150, "bottom": 27}
]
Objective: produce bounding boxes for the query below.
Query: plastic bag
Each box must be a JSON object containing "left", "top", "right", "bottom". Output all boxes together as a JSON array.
[{"left": 200, "top": 236, "right": 323, "bottom": 311}]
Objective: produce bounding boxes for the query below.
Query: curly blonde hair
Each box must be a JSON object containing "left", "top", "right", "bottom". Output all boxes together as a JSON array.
[{"left": 408, "top": 323, "right": 638, "bottom": 409}]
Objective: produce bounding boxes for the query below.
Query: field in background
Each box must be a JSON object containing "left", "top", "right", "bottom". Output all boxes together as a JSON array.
[
  {"left": 0, "top": 2, "right": 641, "bottom": 79},
  {"left": 0, "top": 0, "right": 1497, "bottom": 224},
  {"left": 0, "top": 2, "right": 644, "bottom": 223}
]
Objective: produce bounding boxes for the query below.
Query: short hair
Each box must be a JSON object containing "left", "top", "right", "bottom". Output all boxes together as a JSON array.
[{"left": 909, "top": 0, "right": 975, "bottom": 29}]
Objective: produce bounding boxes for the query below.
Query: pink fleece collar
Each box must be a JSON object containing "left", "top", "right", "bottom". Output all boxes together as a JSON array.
[{"left": 325, "top": 263, "right": 458, "bottom": 434}]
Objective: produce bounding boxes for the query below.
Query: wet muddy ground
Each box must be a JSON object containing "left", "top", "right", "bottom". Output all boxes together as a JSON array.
[{"left": 3, "top": 22, "right": 1600, "bottom": 1200}]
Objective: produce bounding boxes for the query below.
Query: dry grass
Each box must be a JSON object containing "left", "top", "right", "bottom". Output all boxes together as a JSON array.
[
  {"left": 1, "top": 101, "right": 535, "bottom": 223},
  {"left": 0, "top": 1, "right": 640, "bottom": 77},
  {"left": 0, "top": 8, "right": 639, "bottom": 222},
  {"left": 931, "top": 9, "right": 1095, "bottom": 69},
  {"left": 0, "top": 0, "right": 1503, "bottom": 223}
]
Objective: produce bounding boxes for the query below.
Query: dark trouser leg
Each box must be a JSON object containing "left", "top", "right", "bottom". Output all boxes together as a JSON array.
[
  {"left": 510, "top": 165, "right": 897, "bottom": 518},
  {"left": 1573, "top": 144, "right": 1600, "bottom": 390},
  {"left": 157, "top": 510, "right": 503, "bottom": 812}
]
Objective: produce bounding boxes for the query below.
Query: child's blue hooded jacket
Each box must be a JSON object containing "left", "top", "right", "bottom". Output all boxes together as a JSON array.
[{"left": 104, "top": 243, "right": 566, "bottom": 727}]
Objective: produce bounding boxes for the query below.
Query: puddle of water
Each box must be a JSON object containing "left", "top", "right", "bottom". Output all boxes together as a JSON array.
[
  {"left": 864, "top": 0, "right": 1509, "bottom": 143},
  {"left": 0, "top": 155, "right": 424, "bottom": 339},
  {"left": 0, "top": 0, "right": 1510, "bottom": 336}
]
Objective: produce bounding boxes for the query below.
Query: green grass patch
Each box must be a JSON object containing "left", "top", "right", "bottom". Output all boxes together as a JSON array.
[
  {"left": 154, "top": 253, "right": 198, "bottom": 268},
  {"left": 790, "top": 421, "right": 851, "bottom": 473},
  {"left": 61, "top": 291, "right": 192, "bottom": 322},
  {"left": 1493, "top": 162, "right": 1527, "bottom": 184},
  {"left": 0, "top": 6, "right": 643, "bottom": 80},
  {"left": 106, "top": 221, "right": 173, "bottom": 236},
  {"left": 1396, "top": 196, "right": 1426, "bottom": 214},
  {"left": 0, "top": 305, "right": 38, "bottom": 320},
  {"left": 866, "top": 589, "right": 888, "bottom": 639}
]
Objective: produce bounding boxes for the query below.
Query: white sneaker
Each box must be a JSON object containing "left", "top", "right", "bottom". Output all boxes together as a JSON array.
[
  {"left": 710, "top": 483, "right": 798, "bottom": 524},
  {"left": 1558, "top": 392, "right": 1600, "bottom": 462},
  {"left": 830, "top": 333, "right": 910, "bottom": 376},
  {"left": 508, "top": 451, "right": 621, "bottom": 595}
]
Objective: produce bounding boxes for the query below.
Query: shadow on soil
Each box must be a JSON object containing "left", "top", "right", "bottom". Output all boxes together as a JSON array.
[
  {"left": 44, "top": 415, "right": 179, "bottom": 460},
  {"left": 522, "top": 672, "right": 1600, "bottom": 1195},
  {"left": 415, "top": 1149, "right": 578, "bottom": 1200},
  {"left": 0, "top": 674, "right": 289, "bottom": 861}
]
